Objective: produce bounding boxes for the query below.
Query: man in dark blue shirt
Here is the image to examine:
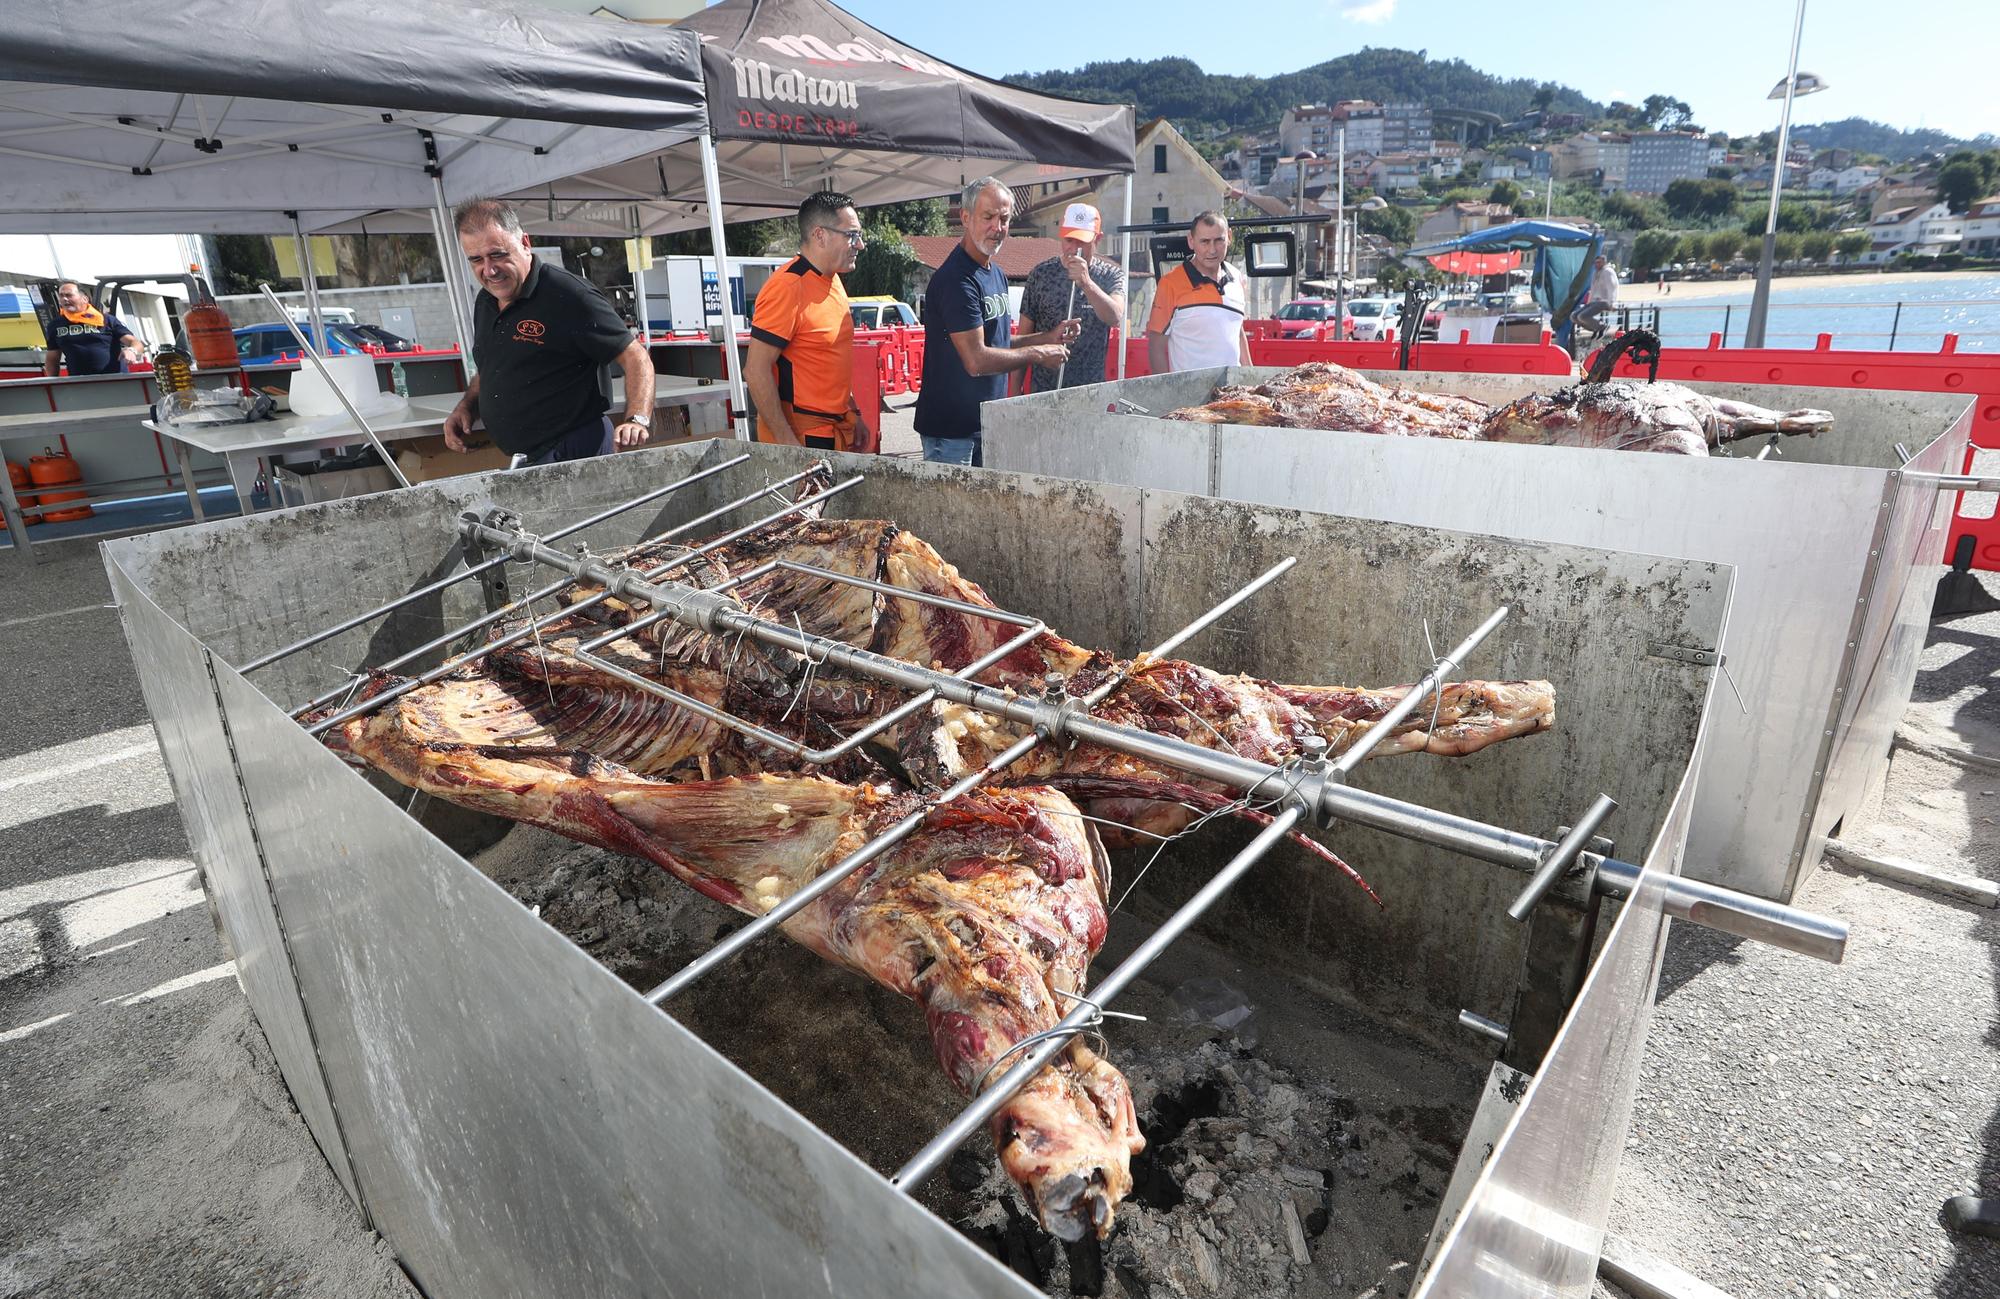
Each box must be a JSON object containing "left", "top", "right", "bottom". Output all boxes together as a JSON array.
[
  {"left": 41, "top": 280, "right": 141, "bottom": 377},
  {"left": 913, "top": 178, "right": 1076, "bottom": 466}
]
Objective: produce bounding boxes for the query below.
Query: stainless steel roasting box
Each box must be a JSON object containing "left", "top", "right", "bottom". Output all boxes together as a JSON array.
[
  {"left": 106, "top": 443, "right": 1780, "bottom": 1298},
  {"left": 984, "top": 369, "right": 1972, "bottom": 903}
]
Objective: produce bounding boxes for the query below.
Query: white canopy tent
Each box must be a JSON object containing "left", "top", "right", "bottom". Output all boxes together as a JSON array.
[{"left": 0, "top": 0, "right": 760, "bottom": 424}]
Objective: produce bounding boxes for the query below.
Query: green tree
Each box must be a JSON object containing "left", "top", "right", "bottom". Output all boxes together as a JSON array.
[
  {"left": 1359, "top": 203, "right": 1416, "bottom": 244},
  {"left": 212, "top": 234, "right": 285, "bottom": 296},
  {"left": 1935, "top": 155, "right": 1995, "bottom": 214},
  {"left": 1487, "top": 180, "right": 1521, "bottom": 209},
  {"left": 1629, "top": 229, "right": 1680, "bottom": 276},
  {"left": 1773, "top": 231, "right": 1803, "bottom": 263},
  {"left": 1705, "top": 230, "right": 1744, "bottom": 263},
  {"left": 1600, "top": 190, "right": 1654, "bottom": 229},
  {"left": 1675, "top": 233, "right": 1707, "bottom": 265},
  {"left": 1835, "top": 231, "right": 1870, "bottom": 262},
  {"left": 845, "top": 222, "right": 924, "bottom": 299},
  {"left": 1531, "top": 83, "right": 1557, "bottom": 113},
  {"left": 1663, "top": 178, "right": 1737, "bottom": 221},
  {"left": 868, "top": 198, "right": 948, "bottom": 236},
  {"left": 1799, "top": 231, "right": 1835, "bottom": 263}
]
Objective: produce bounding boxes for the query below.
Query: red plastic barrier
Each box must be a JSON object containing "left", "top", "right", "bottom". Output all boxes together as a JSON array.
[
  {"left": 1591, "top": 334, "right": 2000, "bottom": 571},
  {"left": 1116, "top": 326, "right": 1573, "bottom": 379},
  {"left": 852, "top": 341, "right": 884, "bottom": 440}
]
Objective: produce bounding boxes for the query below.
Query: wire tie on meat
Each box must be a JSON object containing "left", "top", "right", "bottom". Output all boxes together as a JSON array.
[
  {"left": 1051, "top": 988, "right": 1147, "bottom": 1023},
  {"left": 975, "top": 1020, "right": 1110, "bottom": 1095},
  {"left": 1110, "top": 756, "right": 1309, "bottom": 914}
]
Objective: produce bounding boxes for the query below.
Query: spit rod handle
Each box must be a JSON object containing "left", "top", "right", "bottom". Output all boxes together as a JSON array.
[
  {"left": 1507, "top": 794, "right": 1618, "bottom": 922},
  {"left": 1590, "top": 859, "right": 1848, "bottom": 964},
  {"left": 1932, "top": 474, "right": 2000, "bottom": 493}
]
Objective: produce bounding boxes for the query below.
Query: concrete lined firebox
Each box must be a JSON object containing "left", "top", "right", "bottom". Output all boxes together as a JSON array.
[{"left": 106, "top": 444, "right": 1841, "bottom": 1298}]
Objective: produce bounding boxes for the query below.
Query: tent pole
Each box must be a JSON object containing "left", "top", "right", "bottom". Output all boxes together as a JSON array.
[
  {"left": 1118, "top": 173, "right": 1132, "bottom": 380},
  {"left": 291, "top": 213, "right": 326, "bottom": 356},
  {"left": 697, "top": 129, "right": 751, "bottom": 441},
  {"left": 630, "top": 205, "right": 651, "bottom": 348},
  {"left": 430, "top": 177, "right": 478, "bottom": 375}
]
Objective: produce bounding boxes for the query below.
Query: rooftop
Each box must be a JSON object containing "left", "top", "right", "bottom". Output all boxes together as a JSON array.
[{"left": 906, "top": 235, "right": 1063, "bottom": 281}]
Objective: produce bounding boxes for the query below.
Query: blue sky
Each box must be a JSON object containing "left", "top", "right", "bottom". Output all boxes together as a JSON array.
[{"left": 844, "top": 0, "right": 1993, "bottom": 140}]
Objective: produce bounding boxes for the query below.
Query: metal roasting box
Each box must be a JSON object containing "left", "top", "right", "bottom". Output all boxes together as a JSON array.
[
  {"left": 983, "top": 368, "right": 1972, "bottom": 903},
  {"left": 103, "top": 443, "right": 1827, "bottom": 1298}
]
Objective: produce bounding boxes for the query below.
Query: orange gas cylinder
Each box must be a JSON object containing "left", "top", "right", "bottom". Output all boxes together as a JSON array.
[
  {"left": 28, "top": 448, "right": 92, "bottom": 523},
  {"left": 183, "top": 299, "right": 237, "bottom": 371},
  {"left": 4, "top": 459, "right": 41, "bottom": 528}
]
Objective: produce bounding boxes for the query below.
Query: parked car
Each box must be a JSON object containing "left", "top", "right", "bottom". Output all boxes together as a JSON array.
[
  {"left": 232, "top": 321, "right": 373, "bottom": 365},
  {"left": 1275, "top": 298, "right": 1340, "bottom": 340},
  {"left": 849, "top": 297, "right": 917, "bottom": 330},
  {"left": 347, "top": 323, "right": 418, "bottom": 353},
  {"left": 1343, "top": 297, "right": 1399, "bottom": 342},
  {"left": 1421, "top": 295, "right": 1479, "bottom": 340}
]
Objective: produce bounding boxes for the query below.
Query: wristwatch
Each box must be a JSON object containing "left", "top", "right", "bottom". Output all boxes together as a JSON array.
[{"left": 622, "top": 410, "right": 651, "bottom": 429}]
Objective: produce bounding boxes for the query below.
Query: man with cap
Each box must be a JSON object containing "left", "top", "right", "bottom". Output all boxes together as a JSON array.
[
  {"left": 746, "top": 189, "right": 876, "bottom": 453},
  {"left": 1018, "top": 202, "right": 1127, "bottom": 392},
  {"left": 1145, "top": 210, "right": 1252, "bottom": 373}
]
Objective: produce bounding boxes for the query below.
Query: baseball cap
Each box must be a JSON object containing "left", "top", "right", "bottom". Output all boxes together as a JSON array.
[{"left": 1058, "top": 203, "right": 1102, "bottom": 240}]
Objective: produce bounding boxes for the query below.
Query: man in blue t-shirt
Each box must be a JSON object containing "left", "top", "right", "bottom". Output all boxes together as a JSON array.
[
  {"left": 913, "top": 178, "right": 1077, "bottom": 466},
  {"left": 41, "top": 280, "right": 142, "bottom": 377}
]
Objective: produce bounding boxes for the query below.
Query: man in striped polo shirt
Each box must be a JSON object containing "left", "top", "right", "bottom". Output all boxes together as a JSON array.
[{"left": 1145, "top": 210, "right": 1252, "bottom": 374}]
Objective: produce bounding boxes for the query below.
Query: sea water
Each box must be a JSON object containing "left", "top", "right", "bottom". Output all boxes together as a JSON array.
[{"left": 1629, "top": 273, "right": 2000, "bottom": 352}]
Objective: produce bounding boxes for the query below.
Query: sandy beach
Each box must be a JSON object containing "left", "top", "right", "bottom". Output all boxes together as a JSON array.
[{"left": 1617, "top": 269, "right": 1996, "bottom": 302}]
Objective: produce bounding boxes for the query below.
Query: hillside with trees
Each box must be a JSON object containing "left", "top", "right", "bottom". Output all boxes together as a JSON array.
[
  {"left": 1790, "top": 118, "right": 1984, "bottom": 162},
  {"left": 1006, "top": 48, "right": 1601, "bottom": 138}
]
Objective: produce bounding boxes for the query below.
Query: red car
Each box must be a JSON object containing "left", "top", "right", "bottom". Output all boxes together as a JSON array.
[{"left": 1276, "top": 298, "right": 1344, "bottom": 340}]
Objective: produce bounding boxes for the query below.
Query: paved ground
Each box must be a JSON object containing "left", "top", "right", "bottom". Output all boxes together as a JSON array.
[
  {"left": 2, "top": 513, "right": 1995, "bottom": 1298},
  {"left": 1604, "top": 580, "right": 2000, "bottom": 1299},
  {"left": 0, "top": 542, "right": 410, "bottom": 1298}
]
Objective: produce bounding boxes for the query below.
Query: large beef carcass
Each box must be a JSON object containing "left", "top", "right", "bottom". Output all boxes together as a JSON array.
[
  {"left": 1163, "top": 360, "right": 1832, "bottom": 456},
  {"left": 315, "top": 511, "right": 1554, "bottom": 1241},
  {"left": 1479, "top": 380, "right": 1833, "bottom": 455}
]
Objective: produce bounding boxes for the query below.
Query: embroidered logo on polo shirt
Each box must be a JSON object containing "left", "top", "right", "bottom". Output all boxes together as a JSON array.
[{"left": 512, "top": 319, "right": 547, "bottom": 344}]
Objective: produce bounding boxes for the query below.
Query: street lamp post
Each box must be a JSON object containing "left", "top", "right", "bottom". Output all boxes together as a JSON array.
[
  {"left": 1334, "top": 125, "right": 1347, "bottom": 339},
  {"left": 1744, "top": 0, "right": 1827, "bottom": 349},
  {"left": 1290, "top": 148, "right": 1319, "bottom": 308}
]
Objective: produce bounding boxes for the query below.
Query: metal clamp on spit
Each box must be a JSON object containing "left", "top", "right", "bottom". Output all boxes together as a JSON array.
[{"left": 1506, "top": 794, "right": 1620, "bottom": 921}]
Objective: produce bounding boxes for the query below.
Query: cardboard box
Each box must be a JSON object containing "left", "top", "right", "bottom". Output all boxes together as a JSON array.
[
  {"left": 395, "top": 433, "right": 514, "bottom": 484},
  {"left": 274, "top": 463, "right": 401, "bottom": 506}
]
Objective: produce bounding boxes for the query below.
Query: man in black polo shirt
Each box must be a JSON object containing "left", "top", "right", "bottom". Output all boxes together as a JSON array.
[{"left": 444, "top": 198, "right": 656, "bottom": 465}]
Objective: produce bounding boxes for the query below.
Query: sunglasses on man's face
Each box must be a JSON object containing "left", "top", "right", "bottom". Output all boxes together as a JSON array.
[{"left": 823, "top": 227, "right": 865, "bottom": 246}]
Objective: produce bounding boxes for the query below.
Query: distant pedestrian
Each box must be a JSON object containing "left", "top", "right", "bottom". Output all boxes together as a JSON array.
[
  {"left": 746, "top": 190, "right": 875, "bottom": 453},
  {"left": 1574, "top": 254, "right": 1619, "bottom": 336},
  {"left": 1145, "top": 211, "right": 1252, "bottom": 373},
  {"left": 42, "top": 280, "right": 142, "bottom": 377},
  {"left": 913, "top": 177, "right": 1078, "bottom": 466},
  {"left": 1018, "top": 202, "right": 1127, "bottom": 392}
]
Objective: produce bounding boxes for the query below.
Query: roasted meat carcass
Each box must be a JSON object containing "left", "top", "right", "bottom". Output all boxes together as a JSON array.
[
  {"left": 1480, "top": 380, "right": 1833, "bottom": 455},
  {"left": 326, "top": 690, "right": 1139, "bottom": 1238},
  {"left": 1165, "top": 361, "right": 1489, "bottom": 438},
  {"left": 316, "top": 509, "right": 1554, "bottom": 1241},
  {"left": 1164, "top": 361, "right": 1833, "bottom": 457}
]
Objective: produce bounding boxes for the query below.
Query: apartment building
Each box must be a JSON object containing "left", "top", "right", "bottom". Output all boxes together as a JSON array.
[{"left": 1626, "top": 132, "right": 1708, "bottom": 194}]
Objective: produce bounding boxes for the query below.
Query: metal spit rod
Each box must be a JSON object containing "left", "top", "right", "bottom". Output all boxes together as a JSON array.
[
  {"left": 1080, "top": 557, "right": 1297, "bottom": 709},
  {"left": 640, "top": 555, "right": 1311, "bottom": 995},
  {"left": 1330, "top": 606, "right": 1510, "bottom": 776},
  {"left": 1506, "top": 793, "right": 1620, "bottom": 922},
  {"left": 891, "top": 807, "right": 1304, "bottom": 1194},
  {"left": 292, "top": 462, "right": 837, "bottom": 716},
  {"left": 646, "top": 733, "right": 1046, "bottom": 1006},
  {"left": 455, "top": 511, "right": 1849, "bottom": 964},
  {"left": 571, "top": 561, "right": 1044, "bottom": 765},
  {"left": 257, "top": 283, "right": 412, "bottom": 490},
  {"left": 241, "top": 454, "right": 750, "bottom": 674},
  {"left": 303, "top": 477, "right": 863, "bottom": 738}
]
